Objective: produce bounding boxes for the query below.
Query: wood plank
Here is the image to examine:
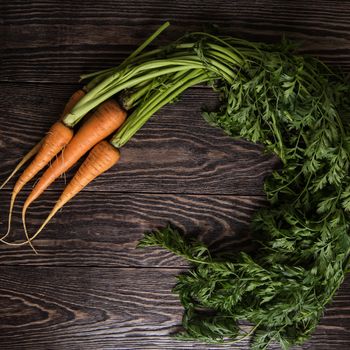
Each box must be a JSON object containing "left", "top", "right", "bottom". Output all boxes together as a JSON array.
[
  {"left": 0, "top": 266, "right": 349, "bottom": 349},
  {"left": 0, "top": 83, "right": 278, "bottom": 195},
  {"left": 3, "top": 0, "right": 350, "bottom": 82},
  {"left": 2, "top": 2, "right": 350, "bottom": 349},
  {"left": 0, "top": 190, "right": 265, "bottom": 266}
]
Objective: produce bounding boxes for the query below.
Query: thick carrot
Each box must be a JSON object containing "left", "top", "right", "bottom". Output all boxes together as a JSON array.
[
  {"left": 0, "top": 89, "right": 85, "bottom": 247},
  {"left": 26, "top": 141, "right": 120, "bottom": 243},
  {"left": 22, "top": 99, "right": 126, "bottom": 243}
]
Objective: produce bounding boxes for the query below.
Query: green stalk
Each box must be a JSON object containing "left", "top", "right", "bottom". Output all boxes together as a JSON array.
[
  {"left": 121, "top": 69, "right": 189, "bottom": 110},
  {"left": 82, "top": 21, "right": 170, "bottom": 89},
  {"left": 201, "top": 56, "right": 236, "bottom": 84},
  {"left": 119, "top": 81, "right": 154, "bottom": 110},
  {"left": 100, "top": 58, "right": 205, "bottom": 91},
  {"left": 82, "top": 58, "right": 205, "bottom": 103},
  {"left": 63, "top": 65, "right": 200, "bottom": 127},
  {"left": 82, "top": 34, "right": 251, "bottom": 94},
  {"left": 124, "top": 22, "right": 170, "bottom": 63},
  {"left": 126, "top": 70, "right": 192, "bottom": 124},
  {"left": 83, "top": 40, "right": 246, "bottom": 93},
  {"left": 82, "top": 43, "right": 197, "bottom": 91},
  {"left": 82, "top": 56, "right": 230, "bottom": 113},
  {"left": 207, "top": 49, "right": 240, "bottom": 67},
  {"left": 65, "top": 33, "right": 249, "bottom": 128},
  {"left": 105, "top": 43, "right": 195, "bottom": 68},
  {"left": 207, "top": 43, "right": 244, "bottom": 66},
  {"left": 122, "top": 75, "right": 173, "bottom": 110},
  {"left": 66, "top": 54, "right": 234, "bottom": 127},
  {"left": 83, "top": 67, "right": 118, "bottom": 90},
  {"left": 97, "top": 60, "right": 201, "bottom": 93},
  {"left": 111, "top": 69, "right": 213, "bottom": 147},
  {"left": 189, "top": 32, "right": 246, "bottom": 64}
]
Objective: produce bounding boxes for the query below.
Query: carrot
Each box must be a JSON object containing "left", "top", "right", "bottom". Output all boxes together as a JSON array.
[
  {"left": 0, "top": 141, "right": 43, "bottom": 190},
  {"left": 26, "top": 141, "right": 120, "bottom": 243},
  {"left": 3, "top": 122, "right": 73, "bottom": 251},
  {"left": 14, "top": 122, "right": 74, "bottom": 197},
  {"left": 21, "top": 99, "right": 126, "bottom": 248},
  {"left": 0, "top": 89, "right": 86, "bottom": 191},
  {"left": 0, "top": 89, "right": 85, "bottom": 247},
  {"left": 60, "top": 89, "right": 87, "bottom": 118},
  {"left": 24, "top": 99, "right": 125, "bottom": 206}
]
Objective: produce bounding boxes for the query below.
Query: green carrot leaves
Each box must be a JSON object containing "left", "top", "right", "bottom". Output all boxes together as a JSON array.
[{"left": 138, "top": 35, "right": 350, "bottom": 349}]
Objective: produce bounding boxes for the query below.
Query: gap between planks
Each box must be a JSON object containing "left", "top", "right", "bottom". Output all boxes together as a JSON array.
[{"left": 0, "top": 189, "right": 268, "bottom": 197}]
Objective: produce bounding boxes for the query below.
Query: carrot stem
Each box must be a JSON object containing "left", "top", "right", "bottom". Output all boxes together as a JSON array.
[
  {"left": 111, "top": 69, "right": 215, "bottom": 147},
  {"left": 122, "top": 22, "right": 170, "bottom": 65},
  {"left": 67, "top": 42, "right": 244, "bottom": 127},
  {"left": 64, "top": 64, "right": 202, "bottom": 127},
  {"left": 82, "top": 22, "right": 170, "bottom": 90}
]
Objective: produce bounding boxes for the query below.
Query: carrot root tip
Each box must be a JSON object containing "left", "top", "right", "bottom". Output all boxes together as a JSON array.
[{"left": 22, "top": 205, "right": 38, "bottom": 254}]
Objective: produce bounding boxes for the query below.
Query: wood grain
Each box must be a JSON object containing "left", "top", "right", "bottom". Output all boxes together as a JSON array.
[
  {"left": 3, "top": 0, "right": 350, "bottom": 82},
  {"left": 2, "top": 1, "right": 350, "bottom": 349},
  {"left": 0, "top": 190, "right": 265, "bottom": 266},
  {"left": 0, "top": 83, "right": 278, "bottom": 195},
  {"left": 0, "top": 267, "right": 349, "bottom": 350}
]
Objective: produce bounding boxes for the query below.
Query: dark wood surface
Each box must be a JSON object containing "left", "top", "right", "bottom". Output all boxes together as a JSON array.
[
  {"left": 1, "top": 1, "right": 350, "bottom": 349},
  {"left": 0, "top": 267, "right": 349, "bottom": 350}
]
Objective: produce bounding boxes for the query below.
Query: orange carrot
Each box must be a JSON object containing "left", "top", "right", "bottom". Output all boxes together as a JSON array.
[
  {"left": 22, "top": 99, "right": 126, "bottom": 241},
  {"left": 0, "top": 89, "right": 86, "bottom": 191},
  {"left": 0, "top": 141, "right": 43, "bottom": 190},
  {"left": 26, "top": 141, "right": 120, "bottom": 243},
  {"left": 0, "top": 89, "right": 85, "bottom": 246},
  {"left": 5, "top": 122, "right": 73, "bottom": 251},
  {"left": 60, "top": 88, "right": 87, "bottom": 118},
  {"left": 15, "top": 122, "right": 74, "bottom": 195}
]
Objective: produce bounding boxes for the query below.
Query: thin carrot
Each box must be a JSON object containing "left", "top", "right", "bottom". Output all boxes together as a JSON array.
[
  {"left": 0, "top": 89, "right": 85, "bottom": 190},
  {"left": 26, "top": 141, "right": 120, "bottom": 242},
  {"left": 0, "top": 141, "right": 43, "bottom": 190},
  {"left": 21, "top": 99, "right": 126, "bottom": 247},
  {"left": 3, "top": 122, "right": 73, "bottom": 251},
  {"left": 15, "top": 122, "right": 74, "bottom": 197},
  {"left": 0, "top": 89, "right": 85, "bottom": 246},
  {"left": 25, "top": 99, "right": 125, "bottom": 206}
]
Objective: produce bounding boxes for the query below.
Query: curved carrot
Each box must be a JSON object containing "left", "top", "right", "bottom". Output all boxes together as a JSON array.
[
  {"left": 26, "top": 141, "right": 120, "bottom": 243},
  {"left": 5, "top": 122, "right": 73, "bottom": 252},
  {"left": 22, "top": 99, "right": 126, "bottom": 246},
  {"left": 0, "top": 141, "right": 43, "bottom": 190},
  {"left": 0, "top": 89, "right": 85, "bottom": 248}
]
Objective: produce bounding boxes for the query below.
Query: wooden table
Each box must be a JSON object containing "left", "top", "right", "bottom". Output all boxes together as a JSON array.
[{"left": 1, "top": 1, "right": 350, "bottom": 349}]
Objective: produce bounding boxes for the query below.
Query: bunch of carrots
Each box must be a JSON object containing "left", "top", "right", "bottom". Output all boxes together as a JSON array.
[{"left": 0, "top": 22, "right": 258, "bottom": 252}]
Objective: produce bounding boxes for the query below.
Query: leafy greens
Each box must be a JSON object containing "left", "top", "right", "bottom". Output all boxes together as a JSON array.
[{"left": 138, "top": 36, "right": 350, "bottom": 349}]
